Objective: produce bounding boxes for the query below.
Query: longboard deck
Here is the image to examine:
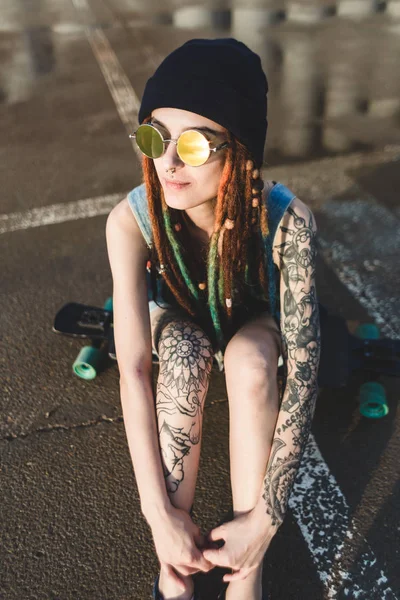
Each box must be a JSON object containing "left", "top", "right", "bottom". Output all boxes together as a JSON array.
[
  {"left": 53, "top": 302, "right": 159, "bottom": 363},
  {"left": 53, "top": 303, "right": 112, "bottom": 340}
]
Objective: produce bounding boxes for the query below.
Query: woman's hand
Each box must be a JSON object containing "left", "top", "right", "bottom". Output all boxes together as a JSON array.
[
  {"left": 202, "top": 499, "right": 280, "bottom": 582},
  {"left": 150, "top": 504, "right": 215, "bottom": 582}
]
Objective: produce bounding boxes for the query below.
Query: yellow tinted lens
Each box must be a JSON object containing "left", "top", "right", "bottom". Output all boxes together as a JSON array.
[
  {"left": 177, "top": 130, "right": 210, "bottom": 166},
  {"left": 135, "top": 125, "right": 164, "bottom": 158}
]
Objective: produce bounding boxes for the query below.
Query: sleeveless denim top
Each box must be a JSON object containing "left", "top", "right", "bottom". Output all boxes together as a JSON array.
[{"left": 127, "top": 181, "right": 296, "bottom": 331}]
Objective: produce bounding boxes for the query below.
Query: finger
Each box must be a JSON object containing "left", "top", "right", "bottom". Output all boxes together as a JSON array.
[
  {"left": 193, "top": 531, "right": 207, "bottom": 550},
  {"left": 192, "top": 549, "right": 215, "bottom": 572},
  {"left": 168, "top": 560, "right": 200, "bottom": 577},
  {"left": 206, "top": 525, "right": 226, "bottom": 542},
  {"left": 202, "top": 548, "right": 230, "bottom": 568},
  {"left": 223, "top": 569, "right": 248, "bottom": 582},
  {"left": 164, "top": 564, "right": 187, "bottom": 591},
  {"left": 175, "top": 564, "right": 199, "bottom": 577}
]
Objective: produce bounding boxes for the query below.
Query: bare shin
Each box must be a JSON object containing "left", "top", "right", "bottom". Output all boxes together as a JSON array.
[{"left": 228, "top": 370, "right": 280, "bottom": 516}]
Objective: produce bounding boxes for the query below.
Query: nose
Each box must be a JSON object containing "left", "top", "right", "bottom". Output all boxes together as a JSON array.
[{"left": 162, "top": 139, "right": 184, "bottom": 171}]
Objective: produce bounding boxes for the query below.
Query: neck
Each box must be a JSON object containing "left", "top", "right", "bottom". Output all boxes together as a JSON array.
[{"left": 183, "top": 197, "right": 217, "bottom": 243}]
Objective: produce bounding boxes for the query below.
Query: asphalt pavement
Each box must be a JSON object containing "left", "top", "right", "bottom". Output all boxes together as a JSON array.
[{"left": 1, "top": 1, "right": 400, "bottom": 598}]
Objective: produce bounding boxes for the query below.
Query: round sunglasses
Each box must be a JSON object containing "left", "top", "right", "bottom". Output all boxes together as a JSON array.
[{"left": 129, "top": 123, "right": 230, "bottom": 167}]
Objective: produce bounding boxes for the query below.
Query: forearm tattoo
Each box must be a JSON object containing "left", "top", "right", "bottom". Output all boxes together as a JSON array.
[
  {"left": 262, "top": 205, "right": 321, "bottom": 526},
  {"left": 156, "top": 321, "right": 213, "bottom": 494}
]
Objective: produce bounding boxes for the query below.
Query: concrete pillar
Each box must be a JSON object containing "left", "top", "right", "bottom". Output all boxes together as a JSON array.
[
  {"left": 325, "top": 60, "right": 363, "bottom": 118},
  {"left": 173, "top": 7, "right": 214, "bottom": 29},
  {"left": 279, "top": 34, "right": 322, "bottom": 157},
  {"left": 337, "top": 0, "right": 380, "bottom": 18},
  {"left": 322, "top": 127, "right": 353, "bottom": 152},
  {"left": 367, "top": 23, "right": 400, "bottom": 119},
  {"left": 386, "top": 0, "right": 400, "bottom": 17},
  {"left": 172, "top": 7, "right": 230, "bottom": 30},
  {"left": 322, "top": 29, "right": 370, "bottom": 151},
  {"left": 232, "top": 6, "right": 282, "bottom": 30},
  {"left": 231, "top": 2, "right": 284, "bottom": 161},
  {"left": 286, "top": 1, "right": 328, "bottom": 23}
]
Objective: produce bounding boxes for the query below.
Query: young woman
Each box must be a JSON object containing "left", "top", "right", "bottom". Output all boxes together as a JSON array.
[{"left": 106, "top": 38, "right": 321, "bottom": 600}]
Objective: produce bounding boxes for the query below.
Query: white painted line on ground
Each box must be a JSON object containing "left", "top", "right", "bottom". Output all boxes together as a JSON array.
[
  {"left": 70, "top": 0, "right": 142, "bottom": 163},
  {"left": 305, "top": 195, "right": 400, "bottom": 597},
  {"left": 319, "top": 236, "right": 400, "bottom": 339},
  {"left": 318, "top": 194, "right": 400, "bottom": 339},
  {"left": 86, "top": 28, "right": 141, "bottom": 141},
  {"left": 0, "top": 193, "right": 123, "bottom": 234},
  {"left": 291, "top": 435, "right": 398, "bottom": 599}
]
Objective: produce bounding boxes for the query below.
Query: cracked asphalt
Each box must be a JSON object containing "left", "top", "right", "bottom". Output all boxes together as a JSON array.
[{"left": 1, "top": 1, "right": 400, "bottom": 598}]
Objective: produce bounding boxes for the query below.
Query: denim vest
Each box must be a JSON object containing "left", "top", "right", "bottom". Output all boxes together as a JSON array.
[{"left": 127, "top": 181, "right": 296, "bottom": 348}]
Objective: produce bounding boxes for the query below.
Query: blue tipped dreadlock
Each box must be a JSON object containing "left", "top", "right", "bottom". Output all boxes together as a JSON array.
[
  {"left": 162, "top": 207, "right": 200, "bottom": 303},
  {"left": 207, "top": 231, "right": 225, "bottom": 351}
]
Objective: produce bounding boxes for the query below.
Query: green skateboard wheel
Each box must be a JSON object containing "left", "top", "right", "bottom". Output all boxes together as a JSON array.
[
  {"left": 72, "top": 346, "right": 103, "bottom": 380},
  {"left": 359, "top": 382, "right": 389, "bottom": 418},
  {"left": 103, "top": 296, "right": 113, "bottom": 311},
  {"left": 355, "top": 323, "right": 380, "bottom": 339}
]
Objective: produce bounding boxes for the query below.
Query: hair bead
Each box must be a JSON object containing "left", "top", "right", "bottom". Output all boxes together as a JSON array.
[
  {"left": 245, "top": 160, "right": 254, "bottom": 171},
  {"left": 198, "top": 282, "right": 207, "bottom": 290},
  {"left": 174, "top": 222, "right": 182, "bottom": 232},
  {"left": 252, "top": 179, "right": 264, "bottom": 192},
  {"left": 225, "top": 298, "right": 232, "bottom": 308},
  {"left": 224, "top": 218, "right": 235, "bottom": 230},
  {"left": 252, "top": 197, "right": 259, "bottom": 207},
  {"left": 252, "top": 169, "right": 259, "bottom": 179}
]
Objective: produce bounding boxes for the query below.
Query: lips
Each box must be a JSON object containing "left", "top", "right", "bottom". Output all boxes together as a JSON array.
[
  {"left": 165, "top": 178, "right": 190, "bottom": 184},
  {"left": 165, "top": 179, "right": 191, "bottom": 188}
]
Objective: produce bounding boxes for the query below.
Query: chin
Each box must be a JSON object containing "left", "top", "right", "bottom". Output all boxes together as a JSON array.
[{"left": 163, "top": 189, "right": 192, "bottom": 209}]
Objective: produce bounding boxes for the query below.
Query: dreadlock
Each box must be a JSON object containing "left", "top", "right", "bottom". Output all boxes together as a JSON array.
[{"left": 141, "top": 115, "right": 277, "bottom": 353}]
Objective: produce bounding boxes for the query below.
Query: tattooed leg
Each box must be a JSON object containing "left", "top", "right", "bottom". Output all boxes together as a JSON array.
[{"left": 155, "top": 319, "right": 214, "bottom": 510}]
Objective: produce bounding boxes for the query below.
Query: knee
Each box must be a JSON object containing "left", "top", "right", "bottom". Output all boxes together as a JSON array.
[
  {"left": 224, "top": 336, "right": 281, "bottom": 414},
  {"left": 224, "top": 330, "right": 280, "bottom": 387},
  {"left": 158, "top": 319, "right": 214, "bottom": 390}
]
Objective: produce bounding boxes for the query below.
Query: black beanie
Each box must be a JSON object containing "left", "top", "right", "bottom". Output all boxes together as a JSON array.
[{"left": 138, "top": 38, "right": 268, "bottom": 168}]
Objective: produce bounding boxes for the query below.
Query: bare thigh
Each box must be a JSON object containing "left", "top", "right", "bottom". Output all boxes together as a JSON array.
[
  {"left": 247, "top": 310, "right": 283, "bottom": 359},
  {"left": 227, "top": 309, "right": 283, "bottom": 364}
]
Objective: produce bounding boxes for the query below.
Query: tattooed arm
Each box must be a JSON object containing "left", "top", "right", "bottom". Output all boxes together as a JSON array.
[
  {"left": 262, "top": 198, "right": 321, "bottom": 528},
  {"left": 200, "top": 198, "right": 321, "bottom": 580}
]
